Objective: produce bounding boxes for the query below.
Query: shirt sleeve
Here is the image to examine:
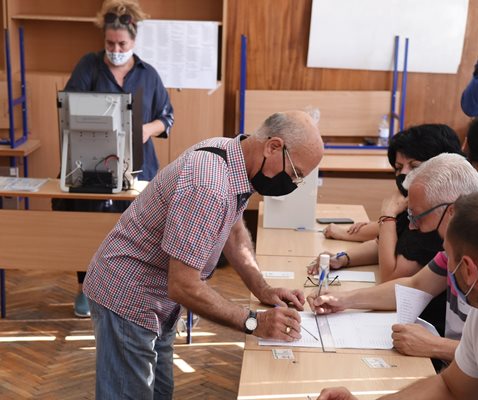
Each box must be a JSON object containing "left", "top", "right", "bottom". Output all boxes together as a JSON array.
[
  {"left": 161, "top": 185, "right": 228, "bottom": 270},
  {"left": 461, "top": 67, "right": 478, "bottom": 117},
  {"left": 152, "top": 73, "right": 174, "bottom": 137},
  {"left": 64, "top": 53, "right": 98, "bottom": 92},
  {"left": 455, "top": 309, "right": 478, "bottom": 378},
  {"left": 428, "top": 251, "right": 448, "bottom": 276}
]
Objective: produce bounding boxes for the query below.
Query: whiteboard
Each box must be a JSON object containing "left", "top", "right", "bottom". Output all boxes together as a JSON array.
[
  {"left": 307, "top": 0, "right": 469, "bottom": 74},
  {"left": 135, "top": 20, "right": 219, "bottom": 89}
]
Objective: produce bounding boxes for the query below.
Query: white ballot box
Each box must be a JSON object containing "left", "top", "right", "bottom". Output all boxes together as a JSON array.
[{"left": 263, "top": 167, "right": 318, "bottom": 230}]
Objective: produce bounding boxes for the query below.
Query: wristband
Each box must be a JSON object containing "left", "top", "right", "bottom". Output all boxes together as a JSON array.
[
  {"left": 335, "top": 251, "right": 350, "bottom": 267},
  {"left": 378, "top": 215, "right": 397, "bottom": 225}
]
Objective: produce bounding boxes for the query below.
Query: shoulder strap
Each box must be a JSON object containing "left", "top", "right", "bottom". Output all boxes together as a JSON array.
[
  {"left": 195, "top": 146, "right": 227, "bottom": 163},
  {"left": 195, "top": 146, "right": 250, "bottom": 211}
]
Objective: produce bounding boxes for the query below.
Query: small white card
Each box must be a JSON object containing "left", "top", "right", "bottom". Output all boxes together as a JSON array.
[
  {"left": 362, "top": 357, "right": 393, "bottom": 368},
  {"left": 272, "top": 348, "right": 295, "bottom": 360},
  {"left": 262, "top": 271, "right": 295, "bottom": 279}
]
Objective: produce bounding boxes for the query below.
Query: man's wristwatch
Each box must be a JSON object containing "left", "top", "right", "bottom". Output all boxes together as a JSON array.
[{"left": 244, "top": 310, "right": 258, "bottom": 334}]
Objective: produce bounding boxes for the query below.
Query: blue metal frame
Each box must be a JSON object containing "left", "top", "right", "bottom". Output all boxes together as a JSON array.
[
  {"left": 325, "top": 144, "right": 388, "bottom": 150},
  {"left": 187, "top": 310, "right": 193, "bottom": 344},
  {"left": 238, "top": 34, "right": 408, "bottom": 150},
  {"left": 399, "top": 38, "right": 409, "bottom": 132},
  {"left": 1, "top": 28, "right": 28, "bottom": 147},
  {"left": 390, "top": 35, "right": 400, "bottom": 137},
  {"left": 1, "top": 27, "right": 31, "bottom": 317}
]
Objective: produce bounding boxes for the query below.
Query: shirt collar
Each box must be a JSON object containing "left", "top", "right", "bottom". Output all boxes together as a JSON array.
[{"left": 225, "top": 135, "right": 253, "bottom": 196}]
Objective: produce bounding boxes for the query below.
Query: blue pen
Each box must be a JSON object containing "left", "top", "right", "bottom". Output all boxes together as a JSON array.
[{"left": 317, "top": 268, "right": 326, "bottom": 296}]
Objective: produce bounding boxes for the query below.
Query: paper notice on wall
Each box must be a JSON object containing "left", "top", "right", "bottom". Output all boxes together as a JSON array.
[{"left": 135, "top": 20, "right": 219, "bottom": 89}]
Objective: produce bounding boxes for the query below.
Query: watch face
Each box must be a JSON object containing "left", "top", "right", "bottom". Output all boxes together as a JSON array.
[{"left": 245, "top": 317, "right": 257, "bottom": 331}]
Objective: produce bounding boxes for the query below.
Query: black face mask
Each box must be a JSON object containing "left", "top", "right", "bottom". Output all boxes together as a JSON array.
[
  {"left": 251, "top": 147, "right": 298, "bottom": 196},
  {"left": 396, "top": 174, "right": 408, "bottom": 197}
]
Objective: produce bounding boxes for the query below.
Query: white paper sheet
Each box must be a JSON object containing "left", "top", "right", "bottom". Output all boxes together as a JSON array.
[
  {"left": 307, "top": 0, "right": 469, "bottom": 74},
  {"left": 135, "top": 20, "right": 219, "bottom": 89},
  {"left": 326, "top": 270, "right": 376, "bottom": 283},
  {"left": 262, "top": 271, "right": 295, "bottom": 279},
  {"left": 259, "top": 311, "right": 396, "bottom": 349},
  {"left": 395, "top": 284, "right": 433, "bottom": 324},
  {"left": 0, "top": 177, "right": 47, "bottom": 192}
]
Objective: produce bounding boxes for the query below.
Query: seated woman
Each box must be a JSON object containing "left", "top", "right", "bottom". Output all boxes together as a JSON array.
[
  {"left": 308, "top": 124, "right": 462, "bottom": 282},
  {"left": 308, "top": 124, "right": 462, "bottom": 337}
]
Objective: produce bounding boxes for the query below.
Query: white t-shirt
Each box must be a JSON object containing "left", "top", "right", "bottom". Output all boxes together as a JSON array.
[{"left": 455, "top": 308, "right": 478, "bottom": 378}]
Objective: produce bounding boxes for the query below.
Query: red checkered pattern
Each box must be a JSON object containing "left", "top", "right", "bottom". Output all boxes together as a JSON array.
[{"left": 83, "top": 136, "right": 253, "bottom": 334}]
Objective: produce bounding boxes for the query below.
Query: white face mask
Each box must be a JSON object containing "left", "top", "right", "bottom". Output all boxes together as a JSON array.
[{"left": 105, "top": 49, "right": 134, "bottom": 66}]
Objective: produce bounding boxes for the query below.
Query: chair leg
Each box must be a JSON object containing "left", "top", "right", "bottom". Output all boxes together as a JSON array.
[{"left": 186, "top": 309, "right": 193, "bottom": 344}]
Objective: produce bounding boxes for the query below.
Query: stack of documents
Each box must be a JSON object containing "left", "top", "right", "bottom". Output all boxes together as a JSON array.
[{"left": 0, "top": 177, "right": 47, "bottom": 192}]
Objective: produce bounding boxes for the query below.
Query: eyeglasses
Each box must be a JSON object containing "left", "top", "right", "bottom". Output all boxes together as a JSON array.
[
  {"left": 303, "top": 275, "right": 340, "bottom": 288},
  {"left": 104, "top": 12, "right": 134, "bottom": 26},
  {"left": 284, "top": 147, "right": 304, "bottom": 186},
  {"left": 407, "top": 202, "right": 452, "bottom": 229}
]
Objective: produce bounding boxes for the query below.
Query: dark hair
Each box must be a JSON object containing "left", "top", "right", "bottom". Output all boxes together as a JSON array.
[
  {"left": 467, "top": 118, "right": 478, "bottom": 163},
  {"left": 387, "top": 124, "right": 462, "bottom": 168},
  {"left": 447, "top": 192, "right": 478, "bottom": 262}
]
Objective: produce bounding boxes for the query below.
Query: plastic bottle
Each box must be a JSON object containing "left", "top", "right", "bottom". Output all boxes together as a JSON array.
[
  {"left": 378, "top": 115, "right": 390, "bottom": 146},
  {"left": 319, "top": 254, "right": 330, "bottom": 290}
]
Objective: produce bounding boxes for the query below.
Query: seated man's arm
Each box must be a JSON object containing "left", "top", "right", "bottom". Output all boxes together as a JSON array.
[
  {"left": 308, "top": 261, "right": 446, "bottom": 314},
  {"left": 392, "top": 323, "right": 458, "bottom": 361},
  {"left": 381, "top": 360, "right": 478, "bottom": 400}
]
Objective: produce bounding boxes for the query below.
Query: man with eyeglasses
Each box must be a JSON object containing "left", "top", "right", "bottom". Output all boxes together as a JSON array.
[
  {"left": 83, "top": 109, "right": 324, "bottom": 399},
  {"left": 307, "top": 153, "right": 478, "bottom": 366},
  {"left": 316, "top": 192, "right": 478, "bottom": 400}
]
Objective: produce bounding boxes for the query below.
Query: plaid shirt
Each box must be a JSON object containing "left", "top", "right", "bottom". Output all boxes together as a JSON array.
[{"left": 83, "top": 136, "right": 253, "bottom": 334}]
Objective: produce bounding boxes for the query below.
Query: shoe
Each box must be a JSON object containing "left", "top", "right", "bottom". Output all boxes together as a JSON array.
[
  {"left": 176, "top": 314, "right": 200, "bottom": 334},
  {"left": 74, "top": 292, "right": 91, "bottom": 318}
]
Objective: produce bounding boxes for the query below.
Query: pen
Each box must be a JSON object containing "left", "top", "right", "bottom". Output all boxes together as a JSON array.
[
  {"left": 317, "top": 269, "right": 325, "bottom": 296},
  {"left": 300, "top": 324, "right": 320, "bottom": 341},
  {"left": 328, "top": 275, "right": 339, "bottom": 286}
]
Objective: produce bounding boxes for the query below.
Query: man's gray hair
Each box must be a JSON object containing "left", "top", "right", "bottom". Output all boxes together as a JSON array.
[
  {"left": 253, "top": 108, "right": 320, "bottom": 150},
  {"left": 404, "top": 153, "right": 478, "bottom": 206}
]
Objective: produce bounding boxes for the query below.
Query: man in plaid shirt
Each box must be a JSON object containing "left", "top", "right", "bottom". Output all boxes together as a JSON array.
[{"left": 83, "top": 109, "right": 324, "bottom": 399}]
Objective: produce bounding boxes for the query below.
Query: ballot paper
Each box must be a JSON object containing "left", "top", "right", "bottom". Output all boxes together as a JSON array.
[
  {"left": 326, "top": 270, "right": 376, "bottom": 283},
  {"left": 395, "top": 284, "right": 433, "bottom": 324},
  {"left": 259, "top": 311, "right": 396, "bottom": 349}
]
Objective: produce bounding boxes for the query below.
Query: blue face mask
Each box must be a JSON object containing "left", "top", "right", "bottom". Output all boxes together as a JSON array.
[{"left": 449, "top": 259, "right": 478, "bottom": 307}]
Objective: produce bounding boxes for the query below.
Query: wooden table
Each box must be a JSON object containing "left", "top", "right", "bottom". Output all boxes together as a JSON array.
[
  {"left": 255, "top": 203, "right": 369, "bottom": 257},
  {"left": 238, "top": 350, "right": 433, "bottom": 400},
  {"left": 238, "top": 202, "right": 436, "bottom": 399},
  {"left": 0, "top": 179, "right": 145, "bottom": 317}
]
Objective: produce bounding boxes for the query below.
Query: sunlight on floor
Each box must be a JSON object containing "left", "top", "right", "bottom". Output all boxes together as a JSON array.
[{"left": 0, "top": 335, "right": 56, "bottom": 342}]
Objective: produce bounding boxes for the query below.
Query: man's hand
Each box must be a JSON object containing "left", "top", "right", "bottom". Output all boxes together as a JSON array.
[
  {"left": 317, "top": 387, "right": 358, "bottom": 400},
  {"left": 306, "top": 291, "right": 346, "bottom": 314},
  {"left": 254, "top": 306, "right": 302, "bottom": 341},
  {"left": 258, "top": 287, "right": 305, "bottom": 310},
  {"left": 392, "top": 323, "right": 437, "bottom": 357}
]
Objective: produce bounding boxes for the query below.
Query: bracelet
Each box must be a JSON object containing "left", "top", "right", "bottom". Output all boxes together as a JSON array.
[
  {"left": 378, "top": 215, "right": 397, "bottom": 225},
  {"left": 335, "top": 251, "right": 350, "bottom": 267}
]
